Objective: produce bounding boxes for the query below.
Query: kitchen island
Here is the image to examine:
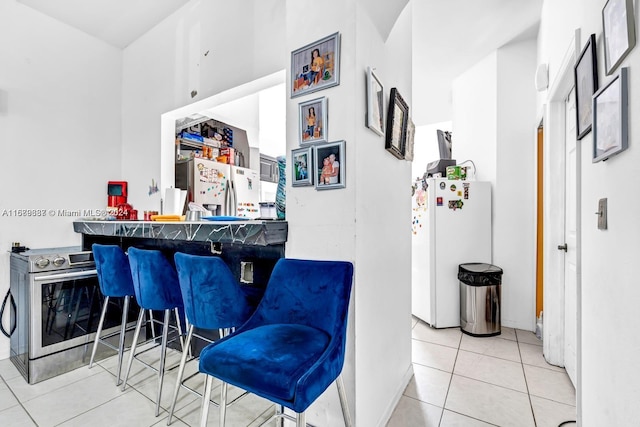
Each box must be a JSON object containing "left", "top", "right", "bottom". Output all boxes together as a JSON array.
[{"left": 73, "top": 219, "right": 287, "bottom": 288}]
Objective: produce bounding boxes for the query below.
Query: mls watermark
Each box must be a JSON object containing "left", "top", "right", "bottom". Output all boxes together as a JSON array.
[{"left": 1, "top": 209, "right": 110, "bottom": 217}]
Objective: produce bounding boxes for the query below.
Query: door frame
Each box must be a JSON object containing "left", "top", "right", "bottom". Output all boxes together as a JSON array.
[{"left": 540, "top": 28, "right": 582, "bottom": 423}]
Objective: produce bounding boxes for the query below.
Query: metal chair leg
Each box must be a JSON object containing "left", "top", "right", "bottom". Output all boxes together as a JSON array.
[
  {"left": 121, "top": 308, "right": 145, "bottom": 391},
  {"left": 336, "top": 375, "right": 353, "bottom": 427},
  {"left": 167, "top": 324, "right": 194, "bottom": 425},
  {"left": 296, "top": 411, "right": 305, "bottom": 427},
  {"left": 174, "top": 307, "right": 185, "bottom": 351},
  {"left": 89, "top": 295, "right": 109, "bottom": 369},
  {"left": 219, "top": 381, "right": 228, "bottom": 427},
  {"left": 275, "top": 405, "right": 284, "bottom": 427},
  {"left": 156, "top": 309, "right": 171, "bottom": 417},
  {"left": 115, "top": 295, "right": 130, "bottom": 386},
  {"left": 200, "top": 375, "right": 214, "bottom": 427}
]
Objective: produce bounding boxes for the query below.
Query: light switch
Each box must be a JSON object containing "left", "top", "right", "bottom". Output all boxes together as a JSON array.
[{"left": 597, "top": 198, "right": 607, "bottom": 230}]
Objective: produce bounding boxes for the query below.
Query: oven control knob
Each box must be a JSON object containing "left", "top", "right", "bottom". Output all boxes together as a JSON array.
[
  {"left": 52, "top": 257, "right": 66, "bottom": 267},
  {"left": 35, "top": 258, "right": 50, "bottom": 268}
]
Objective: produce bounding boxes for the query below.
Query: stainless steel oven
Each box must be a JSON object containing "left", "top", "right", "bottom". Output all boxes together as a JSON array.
[{"left": 10, "top": 246, "right": 127, "bottom": 384}]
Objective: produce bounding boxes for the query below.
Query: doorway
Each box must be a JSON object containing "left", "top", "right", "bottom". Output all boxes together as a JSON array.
[{"left": 540, "top": 29, "right": 582, "bottom": 420}]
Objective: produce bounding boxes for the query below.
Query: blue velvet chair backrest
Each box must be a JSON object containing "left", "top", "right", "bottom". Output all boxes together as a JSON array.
[
  {"left": 174, "top": 252, "right": 253, "bottom": 330},
  {"left": 243, "top": 258, "right": 354, "bottom": 345},
  {"left": 92, "top": 244, "right": 135, "bottom": 298},
  {"left": 127, "top": 247, "right": 183, "bottom": 311}
]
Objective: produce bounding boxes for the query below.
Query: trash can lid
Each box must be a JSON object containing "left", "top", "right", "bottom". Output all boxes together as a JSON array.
[{"left": 458, "top": 263, "right": 502, "bottom": 286}]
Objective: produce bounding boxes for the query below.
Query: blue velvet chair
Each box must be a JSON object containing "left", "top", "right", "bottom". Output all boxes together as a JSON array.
[
  {"left": 89, "top": 244, "right": 138, "bottom": 386},
  {"left": 198, "top": 258, "right": 354, "bottom": 427},
  {"left": 122, "top": 247, "right": 185, "bottom": 417},
  {"left": 166, "top": 252, "right": 262, "bottom": 425}
]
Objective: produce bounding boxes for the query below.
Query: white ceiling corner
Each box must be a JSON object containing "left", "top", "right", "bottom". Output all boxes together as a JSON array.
[{"left": 17, "top": 0, "right": 190, "bottom": 49}]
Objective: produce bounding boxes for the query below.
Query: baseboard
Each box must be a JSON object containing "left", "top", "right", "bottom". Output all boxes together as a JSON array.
[{"left": 376, "top": 363, "right": 414, "bottom": 427}]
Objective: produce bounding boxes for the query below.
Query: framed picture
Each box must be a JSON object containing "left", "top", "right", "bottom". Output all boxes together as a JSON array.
[
  {"left": 298, "top": 97, "right": 328, "bottom": 145},
  {"left": 592, "top": 67, "right": 628, "bottom": 163},
  {"left": 602, "top": 0, "right": 636, "bottom": 75},
  {"left": 366, "top": 66, "right": 384, "bottom": 136},
  {"left": 574, "top": 33, "right": 598, "bottom": 140},
  {"left": 291, "top": 146, "right": 313, "bottom": 187},
  {"left": 385, "top": 88, "right": 409, "bottom": 159},
  {"left": 291, "top": 32, "right": 341, "bottom": 98},
  {"left": 404, "top": 119, "right": 415, "bottom": 162},
  {"left": 314, "top": 140, "right": 345, "bottom": 190}
]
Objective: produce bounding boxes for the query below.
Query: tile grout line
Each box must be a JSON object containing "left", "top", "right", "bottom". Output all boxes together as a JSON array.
[
  {"left": 436, "top": 329, "right": 462, "bottom": 427},
  {"left": 0, "top": 374, "right": 40, "bottom": 427},
  {"left": 516, "top": 331, "right": 539, "bottom": 427}
]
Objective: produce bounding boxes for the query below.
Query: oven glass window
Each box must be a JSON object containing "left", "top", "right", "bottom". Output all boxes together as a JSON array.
[{"left": 40, "top": 277, "right": 126, "bottom": 347}]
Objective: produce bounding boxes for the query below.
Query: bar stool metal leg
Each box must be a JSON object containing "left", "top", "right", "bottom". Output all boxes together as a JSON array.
[
  {"left": 219, "top": 381, "right": 228, "bottom": 427},
  {"left": 115, "top": 295, "right": 130, "bottom": 386},
  {"left": 336, "top": 375, "right": 353, "bottom": 427},
  {"left": 296, "top": 411, "right": 305, "bottom": 427},
  {"left": 155, "top": 308, "right": 171, "bottom": 416},
  {"left": 121, "top": 308, "right": 145, "bottom": 392},
  {"left": 275, "top": 405, "right": 284, "bottom": 427},
  {"left": 167, "top": 324, "right": 194, "bottom": 425},
  {"left": 88, "top": 295, "right": 110, "bottom": 369},
  {"left": 200, "top": 375, "right": 214, "bottom": 427}
]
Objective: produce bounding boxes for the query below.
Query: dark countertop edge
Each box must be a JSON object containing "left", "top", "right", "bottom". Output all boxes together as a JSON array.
[{"left": 72, "top": 219, "right": 288, "bottom": 246}]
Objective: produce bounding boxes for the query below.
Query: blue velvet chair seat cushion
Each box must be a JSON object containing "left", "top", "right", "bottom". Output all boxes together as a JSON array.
[{"left": 199, "top": 324, "right": 330, "bottom": 402}]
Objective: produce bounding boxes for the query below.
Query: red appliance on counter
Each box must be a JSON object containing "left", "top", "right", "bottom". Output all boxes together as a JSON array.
[{"left": 107, "top": 181, "right": 128, "bottom": 208}]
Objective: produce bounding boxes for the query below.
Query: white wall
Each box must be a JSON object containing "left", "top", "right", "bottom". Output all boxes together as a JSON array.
[
  {"left": 495, "top": 38, "right": 538, "bottom": 331},
  {"left": 452, "top": 38, "right": 538, "bottom": 331},
  {"left": 354, "top": 4, "right": 414, "bottom": 426},
  {"left": 0, "top": 0, "right": 122, "bottom": 358},
  {"left": 452, "top": 53, "right": 499, "bottom": 183},
  {"left": 539, "top": 0, "right": 640, "bottom": 424}
]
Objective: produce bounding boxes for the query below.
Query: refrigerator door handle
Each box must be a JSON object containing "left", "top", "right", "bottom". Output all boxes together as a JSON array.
[
  {"left": 229, "top": 180, "right": 237, "bottom": 216},
  {"left": 223, "top": 179, "right": 230, "bottom": 216}
]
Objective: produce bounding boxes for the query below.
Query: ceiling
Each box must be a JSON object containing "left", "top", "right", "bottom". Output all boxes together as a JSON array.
[
  {"left": 17, "top": 0, "right": 189, "bottom": 49},
  {"left": 17, "top": 0, "right": 543, "bottom": 126}
]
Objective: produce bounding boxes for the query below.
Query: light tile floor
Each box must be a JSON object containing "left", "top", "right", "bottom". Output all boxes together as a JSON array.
[
  {"left": 386, "top": 317, "right": 577, "bottom": 427},
  {"left": 0, "top": 319, "right": 576, "bottom": 426}
]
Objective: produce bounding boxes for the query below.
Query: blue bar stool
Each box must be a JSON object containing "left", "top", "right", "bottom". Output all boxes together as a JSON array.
[
  {"left": 198, "top": 258, "right": 354, "bottom": 427},
  {"left": 89, "top": 244, "right": 136, "bottom": 386},
  {"left": 122, "top": 247, "right": 186, "bottom": 417},
  {"left": 166, "top": 252, "right": 262, "bottom": 425}
]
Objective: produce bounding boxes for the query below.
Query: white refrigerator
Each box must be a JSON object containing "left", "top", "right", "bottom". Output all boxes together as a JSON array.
[
  {"left": 411, "top": 178, "right": 492, "bottom": 328},
  {"left": 189, "top": 158, "right": 261, "bottom": 218}
]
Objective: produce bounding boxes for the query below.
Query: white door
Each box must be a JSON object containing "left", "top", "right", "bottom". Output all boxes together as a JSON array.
[{"left": 563, "top": 89, "right": 579, "bottom": 386}]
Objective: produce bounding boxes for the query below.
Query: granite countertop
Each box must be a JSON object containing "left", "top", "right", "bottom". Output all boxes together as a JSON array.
[{"left": 73, "top": 219, "right": 287, "bottom": 246}]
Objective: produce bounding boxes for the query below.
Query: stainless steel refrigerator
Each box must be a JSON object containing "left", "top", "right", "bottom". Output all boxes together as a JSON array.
[{"left": 175, "top": 158, "right": 260, "bottom": 218}]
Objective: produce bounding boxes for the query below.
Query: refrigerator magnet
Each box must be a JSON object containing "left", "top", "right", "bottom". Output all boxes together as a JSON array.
[{"left": 436, "top": 197, "right": 443, "bottom": 206}]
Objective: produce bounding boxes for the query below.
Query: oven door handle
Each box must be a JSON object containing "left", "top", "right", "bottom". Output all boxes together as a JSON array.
[{"left": 33, "top": 269, "right": 97, "bottom": 282}]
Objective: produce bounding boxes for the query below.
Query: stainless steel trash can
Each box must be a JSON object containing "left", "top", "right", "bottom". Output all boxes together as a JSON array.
[{"left": 459, "top": 263, "right": 503, "bottom": 337}]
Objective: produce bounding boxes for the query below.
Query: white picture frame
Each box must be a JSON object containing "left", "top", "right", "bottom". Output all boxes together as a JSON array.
[{"left": 366, "top": 66, "right": 384, "bottom": 136}]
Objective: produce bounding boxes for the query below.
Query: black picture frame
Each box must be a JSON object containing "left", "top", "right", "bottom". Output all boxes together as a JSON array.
[
  {"left": 593, "top": 67, "right": 628, "bottom": 162},
  {"left": 385, "top": 88, "right": 409, "bottom": 160},
  {"left": 602, "top": 0, "right": 636, "bottom": 75},
  {"left": 574, "top": 33, "right": 598, "bottom": 140}
]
